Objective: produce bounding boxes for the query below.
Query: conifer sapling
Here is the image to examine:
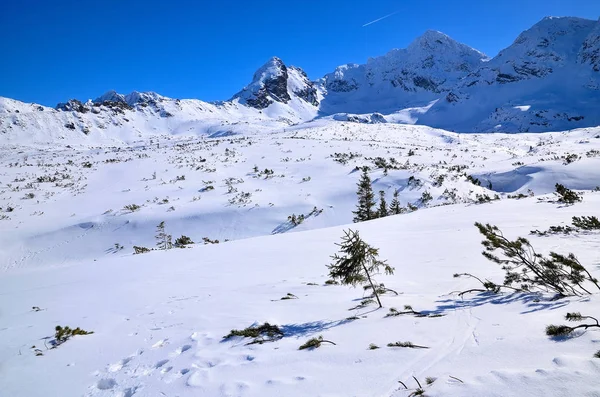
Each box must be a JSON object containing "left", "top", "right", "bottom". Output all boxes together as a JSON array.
[
  {"left": 328, "top": 229, "right": 394, "bottom": 308},
  {"left": 378, "top": 190, "right": 388, "bottom": 218},
  {"left": 353, "top": 168, "right": 376, "bottom": 223}
]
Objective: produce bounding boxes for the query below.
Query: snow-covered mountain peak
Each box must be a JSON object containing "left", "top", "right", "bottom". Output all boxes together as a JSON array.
[
  {"left": 92, "top": 90, "right": 165, "bottom": 106},
  {"left": 496, "top": 16, "right": 596, "bottom": 66},
  {"left": 320, "top": 30, "right": 486, "bottom": 114},
  {"left": 417, "top": 16, "right": 600, "bottom": 133},
  {"left": 231, "top": 57, "right": 319, "bottom": 111},
  {"left": 94, "top": 90, "right": 126, "bottom": 104},
  {"left": 251, "top": 56, "right": 287, "bottom": 83},
  {"left": 406, "top": 29, "right": 486, "bottom": 60}
]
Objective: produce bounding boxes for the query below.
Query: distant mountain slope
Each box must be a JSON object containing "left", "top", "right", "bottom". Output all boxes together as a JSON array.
[
  {"left": 2, "top": 16, "right": 600, "bottom": 142},
  {"left": 418, "top": 17, "right": 600, "bottom": 132},
  {"left": 319, "top": 30, "right": 488, "bottom": 115}
]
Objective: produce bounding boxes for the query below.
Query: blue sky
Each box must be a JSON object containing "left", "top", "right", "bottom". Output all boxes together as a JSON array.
[{"left": 1, "top": 0, "right": 599, "bottom": 106}]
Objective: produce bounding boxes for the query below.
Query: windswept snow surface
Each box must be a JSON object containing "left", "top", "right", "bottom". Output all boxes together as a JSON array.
[{"left": 1, "top": 120, "right": 600, "bottom": 396}]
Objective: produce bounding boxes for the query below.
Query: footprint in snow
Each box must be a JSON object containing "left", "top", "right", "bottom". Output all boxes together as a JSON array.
[
  {"left": 151, "top": 338, "right": 169, "bottom": 348},
  {"left": 155, "top": 359, "right": 169, "bottom": 369},
  {"left": 171, "top": 344, "right": 192, "bottom": 356},
  {"left": 108, "top": 356, "right": 134, "bottom": 373}
]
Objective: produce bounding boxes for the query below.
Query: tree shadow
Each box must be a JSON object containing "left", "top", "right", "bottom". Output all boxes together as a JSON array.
[
  {"left": 420, "top": 292, "right": 570, "bottom": 317},
  {"left": 271, "top": 221, "right": 295, "bottom": 235},
  {"left": 280, "top": 318, "right": 354, "bottom": 338}
]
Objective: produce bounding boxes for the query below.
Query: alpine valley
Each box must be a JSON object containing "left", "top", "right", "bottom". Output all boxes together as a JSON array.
[{"left": 2, "top": 16, "right": 600, "bottom": 397}]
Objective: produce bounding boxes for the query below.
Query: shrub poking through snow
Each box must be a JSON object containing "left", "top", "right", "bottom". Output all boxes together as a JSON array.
[
  {"left": 368, "top": 343, "right": 380, "bottom": 350},
  {"left": 298, "top": 335, "right": 336, "bottom": 350},
  {"left": 349, "top": 298, "right": 375, "bottom": 311},
  {"left": 223, "top": 323, "right": 283, "bottom": 345},
  {"left": 594, "top": 350, "right": 600, "bottom": 359},
  {"left": 475, "top": 222, "right": 600, "bottom": 296},
  {"left": 555, "top": 183, "right": 581, "bottom": 204},
  {"left": 328, "top": 229, "right": 394, "bottom": 308},
  {"left": 571, "top": 216, "right": 600, "bottom": 230},
  {"left": 530, "top": 225, "right": 576, "bottom": 236},
  {"left": 453, "top": 272, "right": 504, "bottom": 295},
  {"left": 387, "top": 341, "right": 429, "bottom": 349},
  {"left": 386, "top": 305, "right": 426, "bottom": 318},
  {"left": 420, "top": 190, "right": 433, "bottom": 206},
  {"left": 133, "top": 246, "right": 151, "bottom": 254},
  {"left": 174, "top": 235, "right": 194, "bottom": 247},
  {"left": 278, "top": 293, "right": 298, "bottom": 300},
  {"left": 53, "top": 325, "right": 93, "bottom": 347},
  {"left": 546, "top": 312, "right": 599, "bottom": 337},
  {"left": 288, "top": 214, "right": 305, "bottom": 226},
  {"left": 123, "top": 204, "right": 141, "bottom": 212},
  {"left": 364, "top": 282, "right": 399, "bottom": 297}
]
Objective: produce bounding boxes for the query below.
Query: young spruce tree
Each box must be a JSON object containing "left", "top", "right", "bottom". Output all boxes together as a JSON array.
[
  {"left": 389, "top": 189, "right": 402, "bottom": 215},
  {"left": 353, "top": 168, "right": 376, "bottom": 223},
  {"left": 155, "top": 221, "right": 172, "bottom": 250},
  {"left": 328, "top": 229, "right": 394, "bottom": 308},
  {"left": 378, "top": 190, "right": 388, "bottom": 218}
]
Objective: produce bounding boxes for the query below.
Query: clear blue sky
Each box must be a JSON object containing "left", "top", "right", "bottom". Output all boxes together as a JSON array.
[{"left": 1, "top": 0, "right": 598, "bottom": 106}]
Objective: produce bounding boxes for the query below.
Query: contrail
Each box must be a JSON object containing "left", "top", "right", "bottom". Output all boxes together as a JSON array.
[{"left": 362, "top": 11, "right": 399, "bottom": 27}]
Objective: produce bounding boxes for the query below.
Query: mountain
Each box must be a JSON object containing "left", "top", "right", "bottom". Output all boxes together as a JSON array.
[
  {"left": 319, "top": 30, "right": 488, "bottom": 114},
  {"left": 418, "top": 17, "right": 600, "bottom": 132},
  {"left": 229, "top": 57, "right": 320, "bottom": 121},
  {"left": 2, "top": 16, "right": 600, "bottom": 142}
]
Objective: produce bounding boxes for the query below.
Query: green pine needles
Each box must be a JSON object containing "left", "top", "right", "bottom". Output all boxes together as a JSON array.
[
  {"left": 475, "top": 222, "right": 600, "bottom": 296},
  {"left": 328, "top": 229, "right": 394, "bottom": 308},
  {"left": 223, "top": 323, "right": 283, "bottom": 345},
  {"left": 555, "top": 183, "right": 582, "bottom": 204},
  {"left": 298, "top": 335, "right": 336, "bottom": 350},
  {"left": 546, "top": 312, "right": 599, "bottom": 337},
  {"left": 353, "top": 168, "right": 376, "bottom": 222},
  {"left": 53, "top": 325, "right": 93, "bottom": 347}
]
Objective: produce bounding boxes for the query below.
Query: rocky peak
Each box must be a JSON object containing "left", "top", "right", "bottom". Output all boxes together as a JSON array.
[
  {"left": 481, "top": 16, "right": 597, "bottom": 83},
  {"left": 94, "top": 90, "right": 126, "bottom": 104},
  {"left": 232, "top": 57, "right": 291, "bottom": 109},
  {"left": 232, "top": 57, "right": 320, "bottom": 110}
]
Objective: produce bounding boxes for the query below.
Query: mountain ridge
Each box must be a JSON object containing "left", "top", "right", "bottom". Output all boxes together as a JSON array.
[{"left": 2, "top": 16, "right": 599, "bottom": 142}]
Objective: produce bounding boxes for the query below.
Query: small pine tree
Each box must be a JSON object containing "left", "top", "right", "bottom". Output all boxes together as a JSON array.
[
  {"left": 475, "top": 222, "right": 600, "bottom": 296},
  {"left": 378, "top": 190, "right": 388, "bottom": 218},
  {"left": 174, "top": 235, "right": 194, "bottom": 247},
  {"left": 328, "top": 229, "right": 394, "bottom": 308},
  {"left": 155, "top": 221, "right": 172, "bottom": 250},
  {"left": 353, "top": 168, "right": 376, "bottom": 223},
  {"left": 555, "top": 183, "right": 581, "bottom": 204},
  {"left": 389, "top": 189, "right": 402, "bottom": 215}
]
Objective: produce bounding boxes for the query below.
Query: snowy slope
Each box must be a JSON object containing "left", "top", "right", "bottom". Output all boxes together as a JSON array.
[
  {"left": 0, "top": 93, "right": 296, "bottom": 144},
  {"left": 2, "top": 120, "right": 600, "bottom": 272},
  {"left": 2, "top": 110, "right": 600, "bottom": 397},
  {"left": 1, "top": 185, "right": 600, "bottom": 397}
]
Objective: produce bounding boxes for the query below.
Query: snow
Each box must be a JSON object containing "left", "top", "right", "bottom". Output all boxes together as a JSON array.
[
  {"left": 1, "top": 118, "right": 600, "bottom": 396},
  {"left": 2, "top": 14, "right": 600, "bottom": 397},
  {"left": 419, "top": 17, "right": 600, "bottom": 132}
]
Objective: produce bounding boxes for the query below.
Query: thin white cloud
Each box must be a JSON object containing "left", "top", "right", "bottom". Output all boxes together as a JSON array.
[{"left": 362, "top": 11, "right": 399, "bottom": 27}]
